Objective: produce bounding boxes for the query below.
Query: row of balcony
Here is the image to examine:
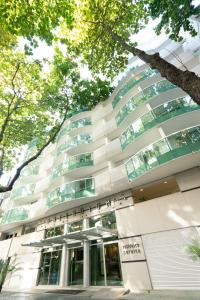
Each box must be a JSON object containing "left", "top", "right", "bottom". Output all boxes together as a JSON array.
[
  {"left": 120, "top": 96, "right": 199, "bottom": 150},
  {"left": 4, "top": 123, "right": 200, "bottom": 226},
  {"left": 112, "top": 68, "right": 158, "bottom": 108},
  {"left": 57, "top": 117, "right": 91, "bottom": 142},
  {"left": 126, "top": 125, "right": 200, "bottom": 181},
  {"left": 116, "top": 79, "right": 176, "bottom": 126}
]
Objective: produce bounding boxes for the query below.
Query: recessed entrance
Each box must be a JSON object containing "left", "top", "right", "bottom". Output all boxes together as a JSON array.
[{"left": 69, "top": 247, "right": 83, "bottom": 285}]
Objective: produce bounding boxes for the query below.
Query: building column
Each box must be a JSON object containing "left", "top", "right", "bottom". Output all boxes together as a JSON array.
[
  {"left": 59, "top": 224, "right": 70, "bottom": 287},
  {"left": 83, "top": 218, "right": 90, "bottom": 287}
]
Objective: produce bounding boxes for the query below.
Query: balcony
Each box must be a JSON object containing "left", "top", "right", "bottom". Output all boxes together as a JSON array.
[
  {"left": 52, "top": 153, "right": 93, "bottom": 179},
  {"left": 10, "top": 184, "right": 35, "bottom": 201},
  {"left": 116, "top": 79, "right": 176, "bottom": 126},
  {"left": 126, "top": 125, "right": 200, "bottom": 181},
  {"left": 112, "top": 68, "right": 158, "bottom": 108},
  {"left": 120, "top": 96, "right": 199, "bottom": 150},
  {"left": 47, "top": 178, "right": 95, "bottom": 209},
  {"left": 57, "top": 117, "right": 92, "bottom": 142},
  {"left": 57, "top": 133, "right": 92, "bottom": 156},
  {"left": 0, "top": 207, "right": 29, "bottom": 225},
  {"left": 20, "top": 165, "right": 39, "bottom": 178}
]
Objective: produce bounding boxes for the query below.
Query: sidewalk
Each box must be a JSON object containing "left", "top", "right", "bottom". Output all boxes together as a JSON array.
[{"left": 1, "top": 288, "right": 200, "bottom": 300}]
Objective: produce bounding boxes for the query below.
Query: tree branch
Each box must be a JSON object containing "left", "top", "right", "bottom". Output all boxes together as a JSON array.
[{"left": 0, "top": 101, "right": 69, "bottom": 193}]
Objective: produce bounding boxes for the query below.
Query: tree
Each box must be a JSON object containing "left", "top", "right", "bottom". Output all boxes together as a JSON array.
[
  {"left": 0, "top": 256, "right": 21, "bottom": 293},
  {"left": 0, "top": 48, "right": 113, "bottom": 193},
  {"left": 64, "top": 0, "right": 200, "bottom": 105},
  {"left": 185, "top": 239, "right": 200, "bottom": 261}
]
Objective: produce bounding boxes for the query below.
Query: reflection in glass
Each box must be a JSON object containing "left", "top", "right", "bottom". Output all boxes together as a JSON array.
[
  {"left": 104, "top": 243, "right": 122, "bottom": 286},
  {"left": 38, "top": 248, "right": 62, "bottom": 285},
  {"left": 126, "top": 125, "right": 200, "bottom": 181},
  {"left": 120, "top": 96, "right": 199, "bottom": 150},
  {"left": 69, "top": 248, "right": 83, "bottom": 285},
  {"left": 90, "top": 244, "right": 105, "bottom": 286}
]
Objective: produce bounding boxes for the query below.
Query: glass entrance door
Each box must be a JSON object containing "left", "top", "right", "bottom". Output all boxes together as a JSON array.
[
  {"left": 104, "top": 243, "right": 122, "bottom": 286},
  {"left": 69, "top": 247, "right": 83, "bottom": 285},
  {"left": 38, "top": 248, "right": 62, "bottom": 285},
  {"left": 90, "top": 242, "right": 122, "bottom": 286}
]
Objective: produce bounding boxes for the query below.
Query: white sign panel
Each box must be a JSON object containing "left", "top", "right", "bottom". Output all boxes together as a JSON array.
[{"left": 119, "top": 236, "right": 145, "bottom": 262}]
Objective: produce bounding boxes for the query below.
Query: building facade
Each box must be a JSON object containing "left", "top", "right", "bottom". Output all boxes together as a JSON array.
[{"left": 0, "top": 36, "right": 200, "bottom": 292}]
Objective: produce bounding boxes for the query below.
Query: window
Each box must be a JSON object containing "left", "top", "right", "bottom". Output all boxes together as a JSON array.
[
  {"left": 68, "top": 220, "right": 83, "bottom": 233},
  {"left": 89, "top": 212, "right": 116, "bottom": 230},
  {"left": 45, "top": 225, "right": 64, "bottom": 239}
]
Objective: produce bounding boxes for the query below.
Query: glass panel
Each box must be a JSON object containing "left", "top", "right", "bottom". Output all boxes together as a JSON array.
[
  {"left": 126, "top": 125, "right": 200, "bottom": 182},
  {"left": 38, "top": 249, "right": 62, "bottom": 285},
  {"left": 49, "top": 250, "right": 62, "bottom": 285},
  {"left": 102, "top": 212, "right": 117, "bottom": 230},
  {"left": 69, "top": 248, "right": 83, "bottom": 285},
  {"left": 120, "top": 96, "right": 200, "bottom": 150},
  {"left": 90, "top": 244, "right": 105, "bottom": 286},
  {"left": 112, "top": 68, "right": 158, "bottom": 108},
  {"left": 116, "top": 79, "right": 176, "bottom": 126},
  {"left": 104, "top": 243, "right": 122, "bottom": 286},
  {"left": 68, "top": 220, "right": 83, "bottom": 233},
  {"left": 38, "top": 252, "right": 51, "bottom": 285}
]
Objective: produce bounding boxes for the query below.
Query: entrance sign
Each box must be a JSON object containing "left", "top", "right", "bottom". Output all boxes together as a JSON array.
[{"left": 119, "top": 236, "right": 145, "bottom": 262}]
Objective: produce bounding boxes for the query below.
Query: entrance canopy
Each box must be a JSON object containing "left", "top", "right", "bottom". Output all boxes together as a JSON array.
[{"left": 22, "top": 226, "right": 117, "bottom": 248}]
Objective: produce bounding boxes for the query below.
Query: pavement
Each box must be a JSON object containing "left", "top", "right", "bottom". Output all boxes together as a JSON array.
[{"left": 0, "top": 289, "right": 200, "bottom": 300}]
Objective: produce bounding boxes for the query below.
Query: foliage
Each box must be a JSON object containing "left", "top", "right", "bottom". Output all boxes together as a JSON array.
[
  {"left": 0, "top": 0, "right": 75, "bottom": 51},
  {"left": 0, "top": 258, "right": 17, "bottom": 292},
  {"left": 0, "top": 47, "right": 112, "bottom": 189},
  {"left": 149, "top": 0, "right": 200, "bottom": 42},
  {"left": 185, "top": 239, "right": 200, "bottom": 261},
  {"left": 62, "top": 0, "right": 199, "bottom": 78}
]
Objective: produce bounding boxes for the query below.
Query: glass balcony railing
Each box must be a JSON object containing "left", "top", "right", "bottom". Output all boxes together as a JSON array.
[
  {"left": 47, "top": 178, "right": 95, "bottom": 209},
  {"left": 126, "top": 125, "right": 200, "bottom": 182},
  {"left": 57, "top": 133, "right": 92, "bottom": 156},
  {"left": 116, "top": 79, "right": 176, "bottom": 126},
  {"left": 112, "top": 68, "right": 158, "bottom": 108},
  {"left": 52, "top": 153, "right": 93, "bottom": 179},
  {"left": 0, "top": 207, "right": 29, "bottom": 225},
  {"left": 21, "top": 165, "right": 39, "bottom": 178},
  {"left": 57, "top": 117, "right": 92, "bottom": 141},
  {"left": 120, "top": 96, "right": 199, "bottom": 150},
  {"left": 10, "top": 184, "right": 35, "bottom": 201}
]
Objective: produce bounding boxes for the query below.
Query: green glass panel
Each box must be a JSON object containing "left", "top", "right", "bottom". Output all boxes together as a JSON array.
[
  {"left": 57, "top": 134, "right": 92, "bottom": 156},
  {"left": 116, "top": 79, "right": 176, "bottom": 126},
  {"left": 21, "top": 165, "right": 39, "bottom": 177},
  {"left": 120, "top": 96, "right": 200, "bottom": 150},
  {"left": 126, "top": 125, "right": 200, "bottom": 182},
  {"left": 47, "top": 178, "right": 95, "bottom": 209},
  {"left": 1, "top": 207, "right": 29, "bottom": 225},
  {"left": 57, "top": 118, "right": 92, "bottom": 141},
  {"left": 112, "top": 68, "right": 158, "bottom": 108},
  {"left": 11, "top": 184, "right": 35, "bottom": 200}
]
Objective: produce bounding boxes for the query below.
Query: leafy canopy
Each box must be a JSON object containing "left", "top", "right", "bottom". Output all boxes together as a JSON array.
[
  {"left": 0, "top": 0, "right": 75, "bottom": 51},
  {"left": 0, "top": 47, "right": 113, "bottom": 175},
  {"left": 61, "top": 0, "right": 199, "bottom": 77}
]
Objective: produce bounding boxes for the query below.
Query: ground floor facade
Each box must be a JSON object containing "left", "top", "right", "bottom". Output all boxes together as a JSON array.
[{"left": 1, "top": 167, "right": 200, "bottom": 292}]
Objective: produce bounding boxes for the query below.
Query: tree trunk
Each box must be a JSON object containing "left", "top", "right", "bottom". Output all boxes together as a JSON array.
[{"left": 108, "top": 28, "right": 200, "bottom": 105}]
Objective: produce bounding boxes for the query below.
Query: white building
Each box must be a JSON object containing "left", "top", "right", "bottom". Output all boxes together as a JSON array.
[{"left": 0, "top": 35, "right": 200, "bottom": 292}]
